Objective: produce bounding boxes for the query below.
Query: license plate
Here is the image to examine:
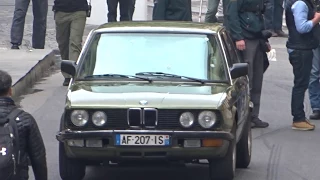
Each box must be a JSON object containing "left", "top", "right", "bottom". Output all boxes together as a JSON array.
[{"left": 115, "top": 134, "right": 170, "bottom": 146}]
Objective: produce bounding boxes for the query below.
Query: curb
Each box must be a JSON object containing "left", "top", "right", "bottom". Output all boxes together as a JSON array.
[{"left": 12, "top": 49, "right": 59, "bottom": 99}]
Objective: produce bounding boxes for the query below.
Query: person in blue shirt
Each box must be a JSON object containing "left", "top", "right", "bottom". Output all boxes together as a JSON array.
[{"left": 285, "top": 0, "right": 320, "bottom": 130}]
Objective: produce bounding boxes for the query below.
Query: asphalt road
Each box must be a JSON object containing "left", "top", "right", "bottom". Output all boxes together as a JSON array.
[{"left": 19, "top": 37, "right": 320, "bottom": 180}]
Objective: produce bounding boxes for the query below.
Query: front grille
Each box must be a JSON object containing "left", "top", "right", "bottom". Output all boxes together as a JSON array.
[
  {"left": 66, "top": 109, "right": 221, "bottom": 130},
  {"left": 127, "top": 108, "right": 141, "bottom": 127},
  {"left": 143, "top": 108, "right": 157, "bottom": 127}
]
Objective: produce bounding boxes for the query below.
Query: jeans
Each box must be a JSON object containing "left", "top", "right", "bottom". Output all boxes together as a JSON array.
[
  {"left": 106, "top": 0, "right": 130, "bottom": 22},
  {"left": 264, "top": 0, "right": 284, "bottom": 31},
  {"left": 11, "top": 0, "right": 48, "bottom": 48},
  {"left": 288, "top": 49, "right": 313, "bottom": 122},
  {"left": 205, "top": 0, "right": 227, "bottom": 23},
  {"left": 308, "top": 47, "right": 320, "bottom": 111}
]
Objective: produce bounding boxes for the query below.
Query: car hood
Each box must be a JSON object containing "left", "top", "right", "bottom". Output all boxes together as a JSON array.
[{"left": 66, "top": 83, "right": 228, "bottom": 109}]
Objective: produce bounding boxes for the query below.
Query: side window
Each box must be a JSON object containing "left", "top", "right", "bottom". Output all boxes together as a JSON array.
[{"left": 221, "top": 31, "right": 240, "bottom": 66}]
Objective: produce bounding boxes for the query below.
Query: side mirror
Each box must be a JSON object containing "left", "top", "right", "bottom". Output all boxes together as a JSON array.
[
  {"left": 230, "top": 63, "right": 248, "bottom": 79},
  {"left": 61, "top": 60, "right": 76, "bottom": 77}
]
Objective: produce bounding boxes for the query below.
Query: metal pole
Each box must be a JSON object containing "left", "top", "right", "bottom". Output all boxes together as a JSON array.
[{"left": 198, "top": 0, "right": 204, "bottom": 22}]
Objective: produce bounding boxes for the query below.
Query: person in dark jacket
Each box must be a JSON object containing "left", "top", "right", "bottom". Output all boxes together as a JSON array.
[
  {"left": 226, "top": 0, "right": 270, "bottom": 128},
  {"left": 53, "top": 0, "right": 88, "bottom": 86},
  {"left": 0, "top": 70, "right": 47, "bottom": 180},
  {"left": 285, "top": 0, "right": 320, "bottom": 130},
  {"left": 152, "top": 0, "right": 192, "bottom": 21},
  {"left": 10, "top": 0, "right": 48, "bottom": 50}
]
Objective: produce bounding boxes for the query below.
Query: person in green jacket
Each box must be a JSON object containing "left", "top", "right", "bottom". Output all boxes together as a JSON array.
[
  {"left": 226, "top": 0, "right": 270, "bottom": 128},
  {"left": 152, "top": 0, "right": 192, "bottom": 21}
]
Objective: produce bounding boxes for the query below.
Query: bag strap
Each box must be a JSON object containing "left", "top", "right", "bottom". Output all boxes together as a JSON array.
[{"left": 6, "top": 108, "right": 23, "bottom": 162}]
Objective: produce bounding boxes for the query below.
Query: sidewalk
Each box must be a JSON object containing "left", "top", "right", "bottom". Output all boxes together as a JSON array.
[{"left": 0, "top": 0, "right": 98, "bottom": 99}]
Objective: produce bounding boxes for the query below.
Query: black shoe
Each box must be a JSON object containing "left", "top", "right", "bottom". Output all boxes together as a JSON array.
[
  {"left": 310, "top": 110, "right": 320, "bottom": 120},
  {"left": 275, "top": 30, "right": 288, "bottom": 37},
  {"left": 11, "top": 44, "right": 19, "bottom": 49},
  {"left": 251, "top": 118, "right": 269, "bottom": 128},
  {"left": 63, "top": 78, "right": 71, "bottom": 86}
]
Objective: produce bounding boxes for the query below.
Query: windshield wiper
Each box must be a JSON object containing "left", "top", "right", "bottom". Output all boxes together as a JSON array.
[
  {"left": 135, "top": 72, "right": 205, "bottom": 84},
  {"left": 84, "top": 74, "right": 152, "bottom": 82}
]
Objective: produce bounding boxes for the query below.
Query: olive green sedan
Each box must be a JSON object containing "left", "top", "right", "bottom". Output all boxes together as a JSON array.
[{"left": 56, "top": 21, "right": 252, "bottom": 180}]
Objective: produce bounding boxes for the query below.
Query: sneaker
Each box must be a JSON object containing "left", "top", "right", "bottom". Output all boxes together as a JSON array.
[
  {"left": 310, "top": 110, "right": 320, "bottom": 120},
  {"left": 292, "top": 120, "right": 315, "bottom": 131},
  {"left": 11, "top": 44, "right": 19, "bottom": 50},
  {"left": 251, "top": 118, "right": 269, "bottom": 128},
  {"left": 63, "top": 78, "right": 71, "bottom": 86},
  {"left": 275, "top": 30, "right": 288, "bottom": 37}
]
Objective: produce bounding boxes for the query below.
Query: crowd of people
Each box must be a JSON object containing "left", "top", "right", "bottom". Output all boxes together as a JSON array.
[{"left": 1, "top": 0, "right": 320, "bottom": 178}]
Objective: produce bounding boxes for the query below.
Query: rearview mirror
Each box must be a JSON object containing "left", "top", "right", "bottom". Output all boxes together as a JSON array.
[
  {"left": 61, "top": 60, "right": 76, "bottom": 77},
  {"left": 230, "top": 63, "right": 248, "bottom": 79}
]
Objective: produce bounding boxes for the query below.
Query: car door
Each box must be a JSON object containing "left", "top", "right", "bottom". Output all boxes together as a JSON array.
[{"left": 220, "top": 30, "right": 250, "bottom": 140}]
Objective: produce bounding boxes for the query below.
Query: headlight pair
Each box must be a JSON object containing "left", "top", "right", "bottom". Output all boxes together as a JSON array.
[
  {"left": 70, "top": 110, "right": 107, "bottom": 127},
  {"left": 179, "top": 111, "right": 217, "bottom": 129}
]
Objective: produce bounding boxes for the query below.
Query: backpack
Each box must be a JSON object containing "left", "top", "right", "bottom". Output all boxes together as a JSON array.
[{"left": 0, "top": 108, "right": 23, "bottom": 180}]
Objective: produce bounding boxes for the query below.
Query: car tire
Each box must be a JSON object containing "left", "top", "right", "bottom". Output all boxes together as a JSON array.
[
  {"left": 208, "top": 123, "right": 236, "bottom": 180},
  {"left": 236, "top": 112, "right": 252, "bottom": 168},
  {"left": 59, "top": 143, "right": 86, "bottom": 180}
]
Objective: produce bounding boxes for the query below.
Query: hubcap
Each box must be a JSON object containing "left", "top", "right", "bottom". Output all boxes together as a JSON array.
[
  {"left": 232, "top": 143, "right": 236, "bottom": 174},
  {"left": 248, "top": 126, "right": 252, "bottom": 157}
]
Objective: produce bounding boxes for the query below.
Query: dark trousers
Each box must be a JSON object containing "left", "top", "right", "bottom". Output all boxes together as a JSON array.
[
  {"left": 288, "top": 49, "right": 313, "bottom": 122},
  {"left": 129, "top": 0, "right": 136, "bottom": 20},
  {"left": 107, "top": 0, "right": 130, "bottom": 22},
  {"left": 10, "top": 0, "right": 48, "bottom": 48},
  {"left": 55, "top": 11, "right": 86, "bottom": 78},
  {"left": 264, "top": 0, "right": 284, "bottom": 31},
  {"left": 240, "top": 39, "right": 264, "bottom": 120}
]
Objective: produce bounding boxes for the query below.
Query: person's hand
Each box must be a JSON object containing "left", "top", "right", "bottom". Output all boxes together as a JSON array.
[
  {"left": 236, "top": 40, "right": 246, "bottom": 51},
  {"left": 313, "top": 12, "right": 320, "bottom": 23},
  {"left": 315, "top": 12, "right": 320, "bottom": 20},
  {"left": 266, "top": 42, "right": 271, "bottom": 52}
]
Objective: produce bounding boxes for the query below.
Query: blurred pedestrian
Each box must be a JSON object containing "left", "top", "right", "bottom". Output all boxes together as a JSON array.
[
  {"left": 205, "top": 0, "right": 227, "bottom": 24},
  {"left": 107, "top": 0, "right": 131, "bottom": 22},
  {"left": 0, "top": 70, "right": 47, "bottom": 180},
  {"left": 53, "top": 0, "right": 88, "bottom": 86},
  {"left": 264, "top": 0, "right": 288, "bottom": 37},
  {"left": 226, "top": 0, "right": 270, "bottom": 128},
  {"left": 285, "top": 0, "right": 320, "bottom": 130},
  {"left": 308, "top": 46, "right": 320, "bottom": 120},
  {"left": 10, "top": 0, "right": 48, "bottom": 50},
  {"left": 129, "top": 0, "right": 136, "bottom": 20},
  {"left": 152, "top": 0, "right": 192, "bottom": 21}
]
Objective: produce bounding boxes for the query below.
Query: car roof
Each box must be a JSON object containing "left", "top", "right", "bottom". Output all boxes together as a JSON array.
[{"left": 94, "top": 21, "right": 223, "bottom": 34}]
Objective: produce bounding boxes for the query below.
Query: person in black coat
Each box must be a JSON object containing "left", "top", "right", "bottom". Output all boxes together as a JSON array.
[
  {"left": 152, "top": 0, "right": 192, "bottom": 21},
  {"left": 0, "top": 70, "right": 47, "bottom": 180}
]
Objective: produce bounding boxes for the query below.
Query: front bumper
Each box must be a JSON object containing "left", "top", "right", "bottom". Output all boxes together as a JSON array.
[{"left": 57, "top": 129, "right": 234, "bottom": 161}]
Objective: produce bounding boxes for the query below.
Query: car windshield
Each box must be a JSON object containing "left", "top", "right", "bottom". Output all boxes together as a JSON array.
[{"left": 78, "top": 32, "right": 228, "bottom": 82}]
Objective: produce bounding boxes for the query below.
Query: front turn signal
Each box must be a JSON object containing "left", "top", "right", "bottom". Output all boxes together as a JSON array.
[{"left": 202, "top": 139, "right": 223, "bottom": 147}]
